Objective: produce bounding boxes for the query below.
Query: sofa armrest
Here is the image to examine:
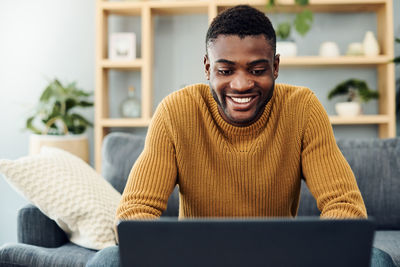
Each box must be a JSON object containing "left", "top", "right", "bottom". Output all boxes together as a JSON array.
[{"left": 18, "top": 204, "right": 68, "bottom": 248}]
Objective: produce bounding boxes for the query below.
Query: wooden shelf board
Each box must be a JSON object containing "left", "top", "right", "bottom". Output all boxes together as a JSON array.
[
  {"left": 101, "top": 118, "right": 151, "bottom": 127},
  {"left": 101, "top": 2, "right": 142, "bottom": 15},
  {"left": 102, "top": 1, "right": 209, "bottom": 15},
  {"left": 100, "top": 56, "right": 391, "bottom": 69},
  {"left": 101, "top": 0, "right": 386, "bottom": 15},
  {"left": 280, "top": 56, "right": 391, "bottom": 67},
  {"left": 101, "top": 59, "right": 143, "bottom": 70},
  {"left": 100, "top": 116, "right": 389, "bottom": 127},
  {"left": 329, "top": 115, "right": 390, "bottom": 125},
  {"left": 150, "top": 1, "right": 209, "bottom": 15},
  {"left": 216, "top": 0, "right": 385, "bottom": 12}
]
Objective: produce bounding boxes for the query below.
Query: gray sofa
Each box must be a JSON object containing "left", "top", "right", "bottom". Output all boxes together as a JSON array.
[{"left": 0, "top": 132, "right": 399, "bottom": 266}]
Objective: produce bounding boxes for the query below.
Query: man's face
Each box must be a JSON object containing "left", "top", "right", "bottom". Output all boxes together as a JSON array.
[{"left": 204, "top": 35, "right": 280, "bottom": 126}]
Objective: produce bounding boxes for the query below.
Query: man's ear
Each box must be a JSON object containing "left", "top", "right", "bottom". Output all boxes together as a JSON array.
[
  {"left": 273, "top": 54, "right": 280, "bottom": 80},
  {"left": 204, "top": 54, "right": 210, "bottom": 80}
]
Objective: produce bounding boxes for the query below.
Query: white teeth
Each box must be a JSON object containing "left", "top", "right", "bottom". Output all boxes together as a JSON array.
[{"left": 231, "top": 97, "right": 252, "bottom": 103}]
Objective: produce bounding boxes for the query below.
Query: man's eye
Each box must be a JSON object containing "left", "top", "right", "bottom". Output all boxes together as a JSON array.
[
  {"left": 251, "top": 69, "right": 266, "bottom": 75},
  {"left": 218, "top": 69, "right": 232, "bottom": 75}
]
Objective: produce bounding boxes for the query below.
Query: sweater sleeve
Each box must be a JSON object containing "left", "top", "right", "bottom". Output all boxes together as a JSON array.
[
  {"left": 301, "top": 93, "right": 367, "bottom": 219},
  {"left": 116, "top": 102, "right": 178, "bottom": 220}
]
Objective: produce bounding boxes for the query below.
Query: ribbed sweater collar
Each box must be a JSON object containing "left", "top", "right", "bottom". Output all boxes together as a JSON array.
[{"left": 206, "top": 84, "right": 275, "bottom": 137}]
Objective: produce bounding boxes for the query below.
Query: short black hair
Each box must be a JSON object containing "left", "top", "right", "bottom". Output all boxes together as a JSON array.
[{"left": 206, "top": 5, "right": 276, "bottom": 53}]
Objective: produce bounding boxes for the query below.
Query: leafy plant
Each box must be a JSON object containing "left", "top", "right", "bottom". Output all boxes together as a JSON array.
[
  {"left": 267, "top": 0, "right": 314, "bottom": 40},
  {"left": 276, "top": 22, "right": 291, "bottom": 40},
  {"left": 394, "top": 37, "right": 400, "bottom": 64},
  {"left": 327, "top": 79, "right": 379, "bottom": 103},
  {"left": 26, "top": 79, "right": 93, "bottom": 135}
]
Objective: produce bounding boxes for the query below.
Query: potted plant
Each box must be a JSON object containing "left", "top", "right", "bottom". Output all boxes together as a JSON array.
[
  {"left": 327, "top": 78, "right": 379, "bottom": 117},
  {"left": 275, "top": 21, "right": 297, "bottom": 57},
  {"left": 26, "top": 79, "right": 93, "bottom": 162},
  {"left": 267, "top": 0, "right": 313, "bottom": 57}
]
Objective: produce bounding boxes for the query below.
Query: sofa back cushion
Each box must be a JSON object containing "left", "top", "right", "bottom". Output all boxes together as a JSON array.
[
  {"left": 102, "top": 132, "right": 179, "bottom": 217},
  {"left": 104, "top": 133, "right": 400, "bottom": 228},
  {"left": 102, "top": 132, "right": 145, "bottom": 194},
  {"left": 298, "top": 138, "right": 400, "bottom": 230}
]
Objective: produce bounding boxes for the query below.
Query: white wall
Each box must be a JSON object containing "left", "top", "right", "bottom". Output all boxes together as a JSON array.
[
  {"left": 0, "top": 0, "right": 399, "bottom": 245},
  {"left": 0, "top": 0, "right": 95, "bottom": 244}
]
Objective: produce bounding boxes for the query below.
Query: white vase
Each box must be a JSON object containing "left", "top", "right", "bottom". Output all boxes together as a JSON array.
[
  {"left": 362, "top": 31, "right": 380, "bottom": 56},
  {"left": 335, "top": 102, "right": 361, "bottom": 117},
  {"left": 29, "top": 133, "right": 89, "bottom": 163},
  {"left": 276, "top": 41, "right": 297, "bottom": 57}
]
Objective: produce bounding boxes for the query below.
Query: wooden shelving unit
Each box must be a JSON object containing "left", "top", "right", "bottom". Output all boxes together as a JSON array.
[{"left": 95, "top": 0, "right": 395, "bottom": 170}]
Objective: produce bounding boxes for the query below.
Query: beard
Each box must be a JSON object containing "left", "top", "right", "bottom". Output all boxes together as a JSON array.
[{"left": 209, "top": 82, "right": 275, "bottom": 126}]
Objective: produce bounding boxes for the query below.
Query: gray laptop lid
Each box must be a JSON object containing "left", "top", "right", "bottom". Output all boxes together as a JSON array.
[{"left": 117, "top": 218, "right": 374, "bottom": 267}]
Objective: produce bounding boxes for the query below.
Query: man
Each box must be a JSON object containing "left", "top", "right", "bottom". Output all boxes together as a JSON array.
[
  {"left": 117, "top": 5, "right": 366, "bottom": 220},
  {"left": 87, "top": 5, "right": 395, "bottom": 267}
]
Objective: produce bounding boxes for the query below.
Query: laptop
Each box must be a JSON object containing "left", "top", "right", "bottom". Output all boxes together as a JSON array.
[{"left": 117, "top": 218, "right": 374, "bottom": 267}]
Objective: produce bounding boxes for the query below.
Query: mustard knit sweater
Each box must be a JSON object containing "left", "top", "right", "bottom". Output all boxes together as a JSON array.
[{"left": 117, "top": 83, "right": 367, "bottom": 220}]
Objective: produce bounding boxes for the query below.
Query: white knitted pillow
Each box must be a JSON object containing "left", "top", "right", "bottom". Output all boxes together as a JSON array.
[{"left": 0, "top": 147, "right": 121, "bottom": 250}]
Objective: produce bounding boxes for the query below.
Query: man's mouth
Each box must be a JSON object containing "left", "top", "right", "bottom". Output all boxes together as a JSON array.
[
  {"left": 226, "top": 95, "right": 259, "bottom": 111},
  {"left": 230, "top": 97, "right": 252, "bottom": 104}
]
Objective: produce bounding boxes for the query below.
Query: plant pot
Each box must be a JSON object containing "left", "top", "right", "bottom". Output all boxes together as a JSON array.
[
  {"left": 29, "top": 133, "right": 89, "bottom": 163},
  {"left": 276, "top": 41, "right": 297, "bottom": 57},
  {"left": 335, "top": 102, "right": 361, "bottom": 117}
]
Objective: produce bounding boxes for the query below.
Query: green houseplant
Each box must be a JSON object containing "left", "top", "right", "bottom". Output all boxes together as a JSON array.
[
  {"left": 26, "top": 79, "right": 94, "bottom": 162},
  {"left": 26, "top": 79, "right": 93, "bottom": 135},
  {"left": 267, "top": 0, "right": 313, "bottom": 57},
  {"left": 327, "top": 78, "right": 379, "bottom": 116}
]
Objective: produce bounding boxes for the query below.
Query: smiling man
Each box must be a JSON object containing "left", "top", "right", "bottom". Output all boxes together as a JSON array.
[
  {"left": 117, "top": 6, "right": 367, "bottom": 219},
  {"left": 87, "top": 5, "right": 395, "bottom": 267}
]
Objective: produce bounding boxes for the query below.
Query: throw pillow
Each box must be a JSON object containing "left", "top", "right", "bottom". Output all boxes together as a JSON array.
[{"left": 0, "top": 147, "right": 121, "bottom": 250}]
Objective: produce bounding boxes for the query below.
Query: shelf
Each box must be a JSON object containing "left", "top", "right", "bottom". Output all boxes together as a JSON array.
[
  {"left": 101, "top": 118, "right": 151, "bottom": 127},
  {"left": 101, "top": 1, "right": 142, "bottom": 16},
  {"left": 279, "top": 56, "right": 392, "bottom": 67},
  {"left": 101, "top": 0, "right": 387, "bottom": 14},
  {"left": 101, "top": 59, "right": 143, "bottom": 70},
  {"left": 101, "top": 1, "right": 209, "bottom": 15},
  {"left": 100, "top": 56, "right": 391, "bottom": 69},
  {"left": 99, "top": 116, "right": 389, "bottom": 127},
  {"left": 216, "top": 0, "right": 386, "bottom": 12},
  {"left": 150, "top": 1, "right": 209, "bottom": 15},
  {"left": 329, "top": 115, "right": 390, "bottom": 125}
]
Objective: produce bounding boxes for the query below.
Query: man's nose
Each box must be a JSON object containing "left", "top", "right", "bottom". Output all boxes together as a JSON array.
[{"left": 230, "top": 72, "right": 254, "bottom": 91}]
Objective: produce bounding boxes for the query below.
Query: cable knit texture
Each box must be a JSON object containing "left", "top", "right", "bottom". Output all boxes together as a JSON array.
[
  {"left": 117, "top": 83, "right": 367, "bottom": 220},
  {"left": 0, "top": 147, "right": 121, "bottom": 250}
]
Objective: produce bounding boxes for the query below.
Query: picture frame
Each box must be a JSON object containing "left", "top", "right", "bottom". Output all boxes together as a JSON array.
[{"left": 109, "top": 32, "right": 136, "bottom": 61}]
